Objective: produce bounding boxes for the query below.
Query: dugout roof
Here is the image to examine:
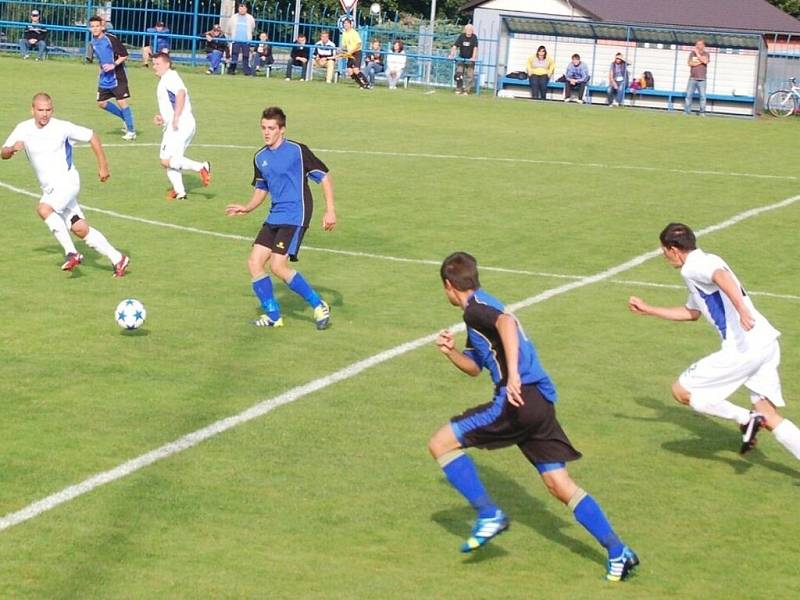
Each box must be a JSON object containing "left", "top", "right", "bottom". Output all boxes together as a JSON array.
[{"left": 502, "top": 17, "right": 764, "bottom": 50}]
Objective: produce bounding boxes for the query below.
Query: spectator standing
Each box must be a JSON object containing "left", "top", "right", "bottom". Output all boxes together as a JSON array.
[
  {"left": 526, "top": 45, "right": 554, "bottom": 100},
  {"left": 685, "top": 39, "right": 710, "bottom": 115},
  {"left": 563, "top": 53, "right": 590, "bottom": 103},
  {"left": 285, "top": 34, "right": 310, "bottom": 81},
  {"left": 449, "top": 24, "right": 479, "bottom": 95},
  {"left": 251, "top": 32, "right": 274, "bottom": 75},
  {"left": 204, "top": 24, "right": 228, "bottom": 74},
  {"left": 313, "top": 30, "right": 337, "bottom": 84},
  {"left": 142, "top": 21, "right": 170, "bottom": 67},
  {"left": 385, "top": 39, "right": 407, "bottom": 90},
  {"left": 227, "top": 3, "right": 256, "bottom": 75},
  {"left": 19, "top": 9, "right": 48, "bottom": 61},
  {"left": 606, "top": 52, "right": 629, "bottom": 107},
  {"left": 364, "top": 40, "right": 385, "bottom": 87}
]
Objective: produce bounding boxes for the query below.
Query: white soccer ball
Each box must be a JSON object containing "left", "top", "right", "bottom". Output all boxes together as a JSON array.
[
  {"left": 115, "top": 298, "right": 147, "bottom": 330},
  {"left": 370, "top": 3, "right": 381, "bottom": 15}
]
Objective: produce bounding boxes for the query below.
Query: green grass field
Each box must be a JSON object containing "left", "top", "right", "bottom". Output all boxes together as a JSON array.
[{"left": 1, "top": 55, "right": 799, "bottom": 599}]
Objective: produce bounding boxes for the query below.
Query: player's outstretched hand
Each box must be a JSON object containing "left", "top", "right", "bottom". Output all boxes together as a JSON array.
[
  {"left": 436, "top": 329, "right": 455, "bottom": 355},
  {"left": 505, "top": 372, "right": 524, "bottom": 407},
  {"left": 98, "top": 167, "right": 110, "bottom": 182},
  {"left": 225, "top": 204, "right": 248, "bottom": 216},
  {"left": 322, "top": 210, "right": 336, "bottom": 231},
  {"left": 153, "top": 114, "right": 164, "bottom": 127},
  {"left": 628, "top": 296, "right": 650, "bottom": 315}
]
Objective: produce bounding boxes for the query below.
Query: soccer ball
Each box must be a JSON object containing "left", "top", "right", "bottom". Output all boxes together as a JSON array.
[{"left": 115, "top": 298, "right": 147, "bottom": 330}]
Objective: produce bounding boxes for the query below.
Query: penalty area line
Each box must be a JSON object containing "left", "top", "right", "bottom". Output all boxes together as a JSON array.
[
  {"left": 1, "top": 180, "right": 798, "bottom": 301},
  {"left": 1, "top": 192, "right": 799, "bottom": 532}
]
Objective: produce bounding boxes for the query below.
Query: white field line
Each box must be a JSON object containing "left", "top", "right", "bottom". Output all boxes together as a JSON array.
[
  {"left": 2, "top": 180, "right": 798, "bottom": 302},
  {"left": 1, "top": 193, "right": 799, "bottom": 532},
  {"left": 89, "top": 142, "right": 798, "bottom": 182}
]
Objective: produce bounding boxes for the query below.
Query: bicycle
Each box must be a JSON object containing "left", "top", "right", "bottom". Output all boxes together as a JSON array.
[{"left": 766, "top": 77, "right": 800, "bottom": 117}]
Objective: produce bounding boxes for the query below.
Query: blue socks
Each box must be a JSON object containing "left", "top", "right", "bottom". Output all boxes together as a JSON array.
[
  {"left": 102, "top": 102, "right": 124, "bottom": 119},
  {"left": 252, "top": 275, "right": 281, "bottom": 321},
  {"left": 572, "top": 493, "right": 624, "bottom": 558},
  {"left": 121, "top": 106, "right": 135, "bottom": 132},
  {"left": 287, "top": 271, "right": 322, "bottom": 308},
  {"left": 441, "top": 452, "right": 498, "bottom": 519}
]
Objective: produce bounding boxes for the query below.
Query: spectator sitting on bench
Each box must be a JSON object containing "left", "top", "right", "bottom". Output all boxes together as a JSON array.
[
  {"left": 204, "top": 24, "right": 228, "bottom": 74},
  {"left": 364, "top": 39, "right": 385, "bottom": 87},
  {"left": 606, "top": 52, "right": 629, "bottom": 107},
  {"left": 563, "top": 53, "right": 589, "bottom": 103},
  {"left": 19, "top": 9, "right": 48, "bottom": 61},
  {"left": 313, "top": 30, "right": 337, "bottom": 83},
  {"left": 527, "top": 45, "right": 554, "bottom": 100},
  {"left": 250, "top": 32, "right": 274, "bottom": 75},
  {"left": 142, "top": 21, "right": 169, "bottom": 67},
  {"left": 285, "top": 34, "right": 310, "bottom": 81},
  {"left": 385, "top": 39, "right": 406, "bottom": 90}
]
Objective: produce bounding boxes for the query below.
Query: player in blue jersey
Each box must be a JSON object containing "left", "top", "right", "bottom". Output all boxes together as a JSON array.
[
  {"left": 429, "top": 252, "right": 638, "bottom": 581},
  {"left": 225, "top": 106, "right": 337, "bottom": 330},
  {"left": 89, "top": 15, "right": 136, "bottom": 140}
]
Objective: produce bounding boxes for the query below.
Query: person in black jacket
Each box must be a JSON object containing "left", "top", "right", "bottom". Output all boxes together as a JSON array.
[
  {"left": 19, "top": 9, "right": 48, "bottom": 61},
  {"left": 204, "top": 24, "right": 229, "bottom": 74},
  {"left": 285, "top": 34, "right": 310, "bottom": 81}
]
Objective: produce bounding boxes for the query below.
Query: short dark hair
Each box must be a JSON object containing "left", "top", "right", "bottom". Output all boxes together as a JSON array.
[
  {"left": 344, "top": 17, "right": 352, "bottom": 24},
  {"left": 441, "top": 252, "right": 480, "bottom": 291},
  {"left": 571, "top": 53, "right": 581, "bottom": 60},
  {"left": 154, "top": 51, "right": 172, "bottom": 66},
  {"left": 261, "top": 106, "right": 286, "bottom": 128},
  {"left": 660, "top": 223, "right": 697, "bottom": 251},
  {"left": 89, "top": 15, "right": 103, "bottom": 24}
]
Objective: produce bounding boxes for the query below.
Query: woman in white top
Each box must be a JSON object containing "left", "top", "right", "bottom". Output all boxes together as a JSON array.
[{"left": 385, "top": 39, "right": 407, "bottom": 90}]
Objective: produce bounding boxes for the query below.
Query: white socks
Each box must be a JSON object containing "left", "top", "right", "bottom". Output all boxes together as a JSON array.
[
  {"left": 689, "top": 396, "right": 751, "bottom": 425},
  {"left": 169, "top": 156, "right": 203, "bottom": 172},
  {"left": 44, "top": 213, "right": 77, "bottom": 255},
  {"left": 84, "top": 227, "right": 122, "bottom": 265},
  {"left": 166, "top": 168, "right": 185, "bottom": 195},
  {"left": 772, "top": 419, "right": 800, "bottom": 460}
]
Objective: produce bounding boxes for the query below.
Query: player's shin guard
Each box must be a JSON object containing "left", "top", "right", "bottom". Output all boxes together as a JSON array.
[
  {"left": 169, "top": 156, "right": 203, "bottom": 172},
  {"left": 166, "top": 169, "right": 186, "bottom": 195},
  {"left": 357, "top": 71, "right": 370, "bottom": 87},
  {"left": 773, "top": 419, "right": 800, "bottom": 460},
  {"left": 570, "top": 489, "right": 624, "bottom": 558},
  {"left": 252, "top": 274, "right": 281, "bottom": 321},
  {"left": 286, "top": 271, "right": 322, "bottom": 308},
  {"left": 689, "top": 396, "right": 751, "bottom": 424},
  {"left": 438, "top": 450, "right": 498, "bottom": 519},
  {"left": 121, "top": 106, "right": 135, "bottom": 132},
  {"left": 102, "top": 103, "right": 124, "bottom": 119},
  {"left": 83, "top": 227, "right": 122, "bottom": 265},
  {"left": 44, "top": 213, "right": 78, "bottom": 255}
]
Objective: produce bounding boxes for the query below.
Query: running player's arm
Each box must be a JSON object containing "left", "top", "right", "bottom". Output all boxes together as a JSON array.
[
  {"left": 712, "top": 268, "right": 755, "bottom": 330},
  {"left": 628, "top": 296, "right": 700, "bottom": 321},
  {"left": 319, "top": 175, "right": 336, "bottom": 230},
  {"left": 225, "top": 188, "right": 267, "bottom": 216},
  {"left": 171, "top": 89, "right": 187, "bottom": 130},
  {"left": 436, "top": 330, "right": 480, "bottom": 376},
  {"left": 2, "top": 126, "right": 24, "bottom": 159},
  {"left": 88, "top": 133, "right": 111, "bottom": 182},
  {"left": 496, "top": 314, "right": 523, "bottom": 407}
]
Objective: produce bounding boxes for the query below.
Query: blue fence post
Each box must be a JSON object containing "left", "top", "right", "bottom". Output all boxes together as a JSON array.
[
  {"left": 191, "top": 0, "right": 199, "bottom": 67},
  {"left": 84, "top": 0, "right": 94, "bottom": 61}
]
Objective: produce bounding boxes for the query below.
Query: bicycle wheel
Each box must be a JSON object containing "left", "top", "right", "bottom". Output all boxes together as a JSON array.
[{"left": 767, "top": 90, "right": 797, "bottom": 117}]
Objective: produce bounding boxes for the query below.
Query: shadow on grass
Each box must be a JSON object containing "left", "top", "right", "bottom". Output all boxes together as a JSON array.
[
  {"left": 431, "top": 464, "right": 605, "bottom": 566},
  {"left": 32, "top": 244, "right": 117, "bottom": 277},
  {"left": 618, "top": 396, "right": 800, "bottom": 479}
]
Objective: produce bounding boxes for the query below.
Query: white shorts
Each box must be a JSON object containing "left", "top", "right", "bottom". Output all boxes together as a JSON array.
[
  {"left": 40, "top": 169, "right": 85, "bottom": 224},
  {"left": 159, "top": 119, "right": 196, "bottom": 161},
  {"left": 679, "top": 339, "right": 784, "bottom": 407}
]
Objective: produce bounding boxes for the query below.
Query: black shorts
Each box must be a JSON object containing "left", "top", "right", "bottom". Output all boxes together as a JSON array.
[
  {"left": 451, "top": 384, "right": 582, "bottom": 466},
  {"left": 254, "top": 224, "right": 307, "bottom": 261},
  {"left": 347, "top": 51, "right": 362, "bottom": 69},
  {"left": 97, "top": 84, "right": 131, "bottom": 102}
]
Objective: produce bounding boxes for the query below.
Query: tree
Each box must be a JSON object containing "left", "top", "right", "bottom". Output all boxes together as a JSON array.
[{"left": 768, "top": 0, "right": 800, "bottom": 19}]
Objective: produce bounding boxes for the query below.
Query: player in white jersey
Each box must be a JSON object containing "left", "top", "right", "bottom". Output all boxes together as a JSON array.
[
  {"left": 1, "top": 92, "right": 129, "bottom": 276},
  {"left": 152, "top": 52, "right": 211, "bottom": 201},
  {"left": 628, "top": 222, "right": 800, "bottom": 461}
]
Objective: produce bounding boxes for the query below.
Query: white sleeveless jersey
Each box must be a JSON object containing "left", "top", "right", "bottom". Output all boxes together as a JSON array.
[
  {"left": 157, "top": 69, "right": 194, "bottom": 124},
  {"left": 3, "top": 118, "right": 93, "bottom": 190},
  {"left": 681, "top": 249, "right": 780, "bottom": 353}
]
